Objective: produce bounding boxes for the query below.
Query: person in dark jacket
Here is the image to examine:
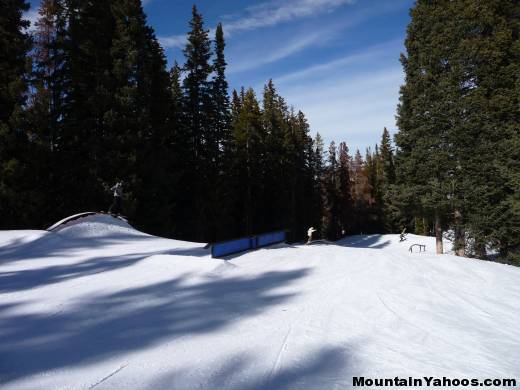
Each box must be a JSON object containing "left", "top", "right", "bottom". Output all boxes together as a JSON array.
[{"left": 108, "top": 181, "right": 123, "bottom": 215}]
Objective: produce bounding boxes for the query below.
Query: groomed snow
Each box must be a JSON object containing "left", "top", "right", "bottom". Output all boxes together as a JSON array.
[{"left": 1, "top": 216, "right": 519, "bottom": 389}]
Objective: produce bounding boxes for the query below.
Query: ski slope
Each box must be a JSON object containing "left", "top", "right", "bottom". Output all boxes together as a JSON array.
[{"left": 1, "top": 215, "right": 519, "bottom": 389}]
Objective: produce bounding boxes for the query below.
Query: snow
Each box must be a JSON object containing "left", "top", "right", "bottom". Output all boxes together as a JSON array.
[{"left": 1, "top": 215, "right": 519, "bottom": 389}]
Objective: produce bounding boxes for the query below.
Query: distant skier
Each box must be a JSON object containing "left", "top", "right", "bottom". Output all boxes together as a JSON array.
[
  {"left": 399, "top": 227, "right": 408, "bottom": 242},
  {"left": 307, "top": 227, "right": 317, "bottom": 244},
  {"left": 108, "top": 181, "right": 123, "bottom": 215}
]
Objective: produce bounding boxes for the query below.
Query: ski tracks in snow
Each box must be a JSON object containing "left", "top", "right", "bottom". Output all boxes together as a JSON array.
[
  {"left": 267, "top": 324, "right": 294, "bottom": 386},
  {"left": 88, "top": 363, "right": 128, "bottom": 389}
]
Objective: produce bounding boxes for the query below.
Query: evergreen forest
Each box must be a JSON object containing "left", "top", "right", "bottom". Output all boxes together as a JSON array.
[{"left": 1, "top": 0, "right": 519, "bottom": 264}]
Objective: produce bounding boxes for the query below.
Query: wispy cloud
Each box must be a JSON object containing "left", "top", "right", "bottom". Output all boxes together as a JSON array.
[
  {"left": 228, "top": 29, "right": 334, "bottom": 74},
  {"left": 159, "top": 34, "right": 187, "bottom": 50},
  {"left": 270, "top": 40, "right": 405, "bottom": 152},
  {"left": 275, "top": 39, "right": 402, "bottom": 84},
  {"left": 222, "top": 0, "right": 356, "bottom": 34},
  {"left": 285, "top": 68, "right": 403, "bottom": 152},
  {"left": 158, "top": 0, "right": 355, "bottom": 49}
]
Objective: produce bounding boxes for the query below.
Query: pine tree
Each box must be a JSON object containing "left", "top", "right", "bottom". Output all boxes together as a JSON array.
[
  {"left": 283, "top": 109, "right": 314, "bottom": 241},
  {"left": 231, "top": 88, "right": 264, "bottom": 235},
  {"left": 211, "top": 23, "right": 230, "bottom": 156},
  {"left": 27, "top": 0, "right": 68, "bottom": 226},
  {"left": 312, "top": 133, "right": 326, "bottom": 238},
  {"left": 350, "top": 150, "right": 373, "bottom": 233},
  {"left": 396, "top": 0, "right": 520, "bottom": 260},
  {"left": 377, "top": 128, "right": 400, "bottom": 232},
  {"left": 262, "top": 79, "right": 288, "bottom": 232},
  {"left": 126, "top": 3, "right": 173, "bottom": 235},
  {"left": 181, "top": 5, "right": 213, "bottom": 240},
  {"left": 337, "top": 142, "right": 353, "bottom": 236},
  {"left": 207, "top": 22, "right": 232, "bottom": 241},
  {"left": 323, "top": 141, "right": 340, "bottom": 240},
  {"left": 379, "top": 127, "right": 395, "bottom": 184},
  {"left": 58, "top": 0, "right": 115, "bottom": 217},
  {"left": 0, "top": 0, "right": 31, "bottom": 228},
  {"left": 395, "top": 1, "right": 455, "bottom": 254}
]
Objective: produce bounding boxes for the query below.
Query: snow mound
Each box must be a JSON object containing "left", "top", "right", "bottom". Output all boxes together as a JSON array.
[
  {"left": 0, "top": 230, "right": 49, "bottom": 247},
  {"left": 54, "top": 214, "right": 146, "bottom": 239}
]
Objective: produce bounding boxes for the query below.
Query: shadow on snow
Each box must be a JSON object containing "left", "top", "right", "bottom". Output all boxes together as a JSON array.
[
  {"left": 0, "top": 267, "right": 311, "bottom": 384},
  {"left": 336, "top": 234, "right": 391, "bottom": 249},
  {"left": 148, "top": 345, "right": 353, "bottom": 389}
]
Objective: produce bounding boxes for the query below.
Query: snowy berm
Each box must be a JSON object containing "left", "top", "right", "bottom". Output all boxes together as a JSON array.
[{"left": 1, "top": 214, "right": 519, "bottom": 389}]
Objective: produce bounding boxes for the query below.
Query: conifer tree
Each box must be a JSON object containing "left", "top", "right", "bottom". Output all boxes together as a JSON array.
[
  {"left": 396, "top": 0, "right": 520, "bottom": 260},
  {"left": 379, "top": 127, "right": 395, "bottom": 184},
  {"left": 283, "top": 109, "right": 314, "bottom": 241},
  {"left": 395, "top": 1, "right": 455, "bottom": 254},
  {"left": 231, "top": 88, "right": 264, "bottom": 235},
  {"left": 181, "top": 5, "right": 213, "bottom": 240},
  {"left": 166, "top": 61, "right": 188, "bottom": 237},
  {"left": 323, "top": 141, "right": 340, "bottom": 239},
  {"left": 312, "top": 133, "right": 326, "bottom": 238},
  {"left": 337, "top": 142, "right": 353, "bottom": 235},
  {"left": 27, "top": 0, "right": 68, "bottom": 225},
  {"left": 113, "top": 1, "right": 172, "bottom": 235},
  {"left": 0, "top": 0, "right": 31, "bottom": 228},
  {"left": 350, "top": 150, "right": 373, "bottom": 233},
  {"left": 207, "top": 22, "right": 233, "bottom": 240},
  {"left": 58, "top": 0, "right": 115, "bottom": 216},
  {"left": 377, "top": 128, "right": 399, "bottom": 232},
  {"left": 211, "top": 23, "right": 230, "bottom": 156},
  {"left": 262, "top": 79, "right": 288, "bottom": 232}
]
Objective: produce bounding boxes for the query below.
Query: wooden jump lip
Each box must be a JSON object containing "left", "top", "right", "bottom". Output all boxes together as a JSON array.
[{"left": 46, "top": 212, "right": 126, "bottom": 232}]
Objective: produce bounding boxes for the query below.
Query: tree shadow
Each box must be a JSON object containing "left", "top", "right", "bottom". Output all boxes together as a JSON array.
[
  {"left": 149, "top": 345, "right": 353, "bottom": 389},
  {"left": 0, "top": 233, "right": 211, "bottom": 292},
  {"left": 0, "top": 230, "right": 208, "bottom": 265},
  {"left": 220, "top": 243, "right": 299, "bottom": 260},
  {"left": 336, "top": 234, "right": 391, "bottom": 249},
  {"left": 0, "top": 267, "right": 311, "bottom": 384}
]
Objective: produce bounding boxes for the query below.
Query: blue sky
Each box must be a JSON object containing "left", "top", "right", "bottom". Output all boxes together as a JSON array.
[{"left": 26, "top": 0, "right": 415, "bottom": 153}]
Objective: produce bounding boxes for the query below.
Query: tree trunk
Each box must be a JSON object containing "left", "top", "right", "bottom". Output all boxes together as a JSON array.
[
  {"left": 475, "top": 239, "right": 486, "bottom": 259},
  {"left": 453, "top": 209, "right": 465, "bottom": 256},
  {"left": 435, "top": 212, "right": 443, "bottom": 254}
]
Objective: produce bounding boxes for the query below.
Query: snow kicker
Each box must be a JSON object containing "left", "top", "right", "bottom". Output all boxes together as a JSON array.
[{"left": 47, "top": 212, "right": 128, "bottom": 232}]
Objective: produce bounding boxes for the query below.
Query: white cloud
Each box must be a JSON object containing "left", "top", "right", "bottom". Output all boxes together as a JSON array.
[
  {"left": 159, "top": 34, "right": 187, "bottom": 50},
  {"left": 275, "top": 40, "right": 401, "bottom": 84},
  {"left": 222, "top": 0, "right": 356, "bottom": 34},
  {"left": 228, "top": 29, "right": 333, "bottom": 74},
  {"left": 159, "top": 0, "right": 355, "bottom": 49},
  {"left": 270, "top": 41, "right": 405, "bottom": 152}
]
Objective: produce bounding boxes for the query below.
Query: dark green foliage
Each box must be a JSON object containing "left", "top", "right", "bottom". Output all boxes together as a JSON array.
[
  {"left": 337, "top": 142, "right": 353, "bottom": 236},
  {"left": 180, "top": 5, "right": 213, "bottom": 241},
  {"left": 230, "top": 88, "right": 264, "bottom": 236},
  {"left": 322, "top": 142, "right": 340, "bottom": 239},
  {"left": 27, "top": 0, "right": 68, "bottom": 226},
  {"left": 207, "top": 22, "right": 233, "bottom": 241},
  {"left": 60, "top": 0, "right": 115, "bottom": 215},
  {"left": 6, "top": 2, "right": 519, "bottom": 267},
  {"left": 0, "top": 0, "right": 31, "bottom": 228},
  {"left": 395, "top": 0, "right": 520, "bottom": 262},
  {"left": 261, "top": 80, "right": 289, "bottom": 232}
]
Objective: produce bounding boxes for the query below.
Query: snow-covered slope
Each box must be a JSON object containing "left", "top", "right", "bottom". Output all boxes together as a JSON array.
[{"left": 1, "top": 216, "right": 519, "bottom": 389}]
